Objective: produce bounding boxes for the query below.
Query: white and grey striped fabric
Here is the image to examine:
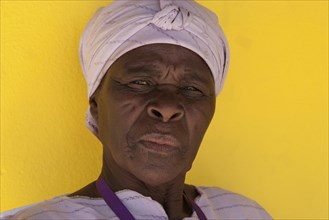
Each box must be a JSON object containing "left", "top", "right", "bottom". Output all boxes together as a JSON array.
[
  {"left": 1, "top": 187, "right": 272, "bottom": 219},
  {"left": 79, "top": 0, "right": 230, "bottom": 136}
]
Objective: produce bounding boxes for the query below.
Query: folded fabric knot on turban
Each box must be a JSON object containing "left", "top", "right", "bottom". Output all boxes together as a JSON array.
[
  {"left": 150, "top": 3, "right": 191, "bottom": 30},
  {"left": 79, "top": 0, "right": 230, "bottom": 136}
]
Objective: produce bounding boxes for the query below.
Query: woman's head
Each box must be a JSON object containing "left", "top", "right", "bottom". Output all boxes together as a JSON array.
[{"left": 79, "top": 0, "right": 229, "bottom": 136}]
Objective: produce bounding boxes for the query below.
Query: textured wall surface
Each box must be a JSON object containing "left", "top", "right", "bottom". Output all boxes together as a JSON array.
[{"left": 1, "top": 1, "right": 328, "bottom": 219}]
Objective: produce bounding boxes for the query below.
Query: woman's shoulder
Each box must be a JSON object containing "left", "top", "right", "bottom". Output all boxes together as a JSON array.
[
  {"left": 194, "top": 186, "right": 273, "bottom": 219},
  {"left": 0, "top": 196, "right": 107, "bottom": 220},
  {"left": 1, "top": 187, "right": 273, "bottom": 220}
]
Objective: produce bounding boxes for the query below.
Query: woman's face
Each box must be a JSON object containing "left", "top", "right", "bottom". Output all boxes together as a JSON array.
[{"left": 94, "top": 44, "right": 216, "bottom": 186}]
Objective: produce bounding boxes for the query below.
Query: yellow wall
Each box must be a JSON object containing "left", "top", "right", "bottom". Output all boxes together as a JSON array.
[{"left": 1, "top": 1, "right": 328, "bottom": 219}]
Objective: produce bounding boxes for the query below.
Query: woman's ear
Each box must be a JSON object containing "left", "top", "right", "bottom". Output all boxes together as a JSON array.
[{"left": 89, "top": 96, "right": 98, "bottom": 124}]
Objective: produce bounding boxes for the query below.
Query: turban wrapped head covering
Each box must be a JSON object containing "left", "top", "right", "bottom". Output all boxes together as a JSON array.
[{"left": 79, "top": 0, "right": 230, "bottom": 136}]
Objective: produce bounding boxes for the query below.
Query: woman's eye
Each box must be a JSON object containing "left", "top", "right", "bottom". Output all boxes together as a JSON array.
[
  {"left": 130, "top": 80, "right": 150, "bottom": 85},
  {"left": 182, "top": 86, "right": 203, "bottom": 93},
  {"left": 127, "top": 80, "right": 154, "bottom": 92},
  {"left": 181, "top": 86, "right": 204, "bottom": 97},
  {"left": 183, "top": 86, "right": 198, "bottom": 91}
]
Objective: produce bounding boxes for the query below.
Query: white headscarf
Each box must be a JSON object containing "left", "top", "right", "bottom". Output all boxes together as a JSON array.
[{"left": 79, "top": 0, "right": 229, "bottom": 136}]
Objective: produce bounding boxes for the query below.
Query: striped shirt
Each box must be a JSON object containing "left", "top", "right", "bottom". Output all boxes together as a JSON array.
[{"left": 1, "top": 186, "right": 272, "bottom": 219}]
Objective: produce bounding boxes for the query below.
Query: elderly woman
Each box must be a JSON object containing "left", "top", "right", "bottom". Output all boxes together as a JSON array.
[{"left": 2, "top": 0, "right": 272, "bottom": 219}]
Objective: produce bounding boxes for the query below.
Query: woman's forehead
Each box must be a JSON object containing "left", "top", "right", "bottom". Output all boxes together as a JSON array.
[{"left": 114, "top": 44, "right": 214, "bottom": 81}]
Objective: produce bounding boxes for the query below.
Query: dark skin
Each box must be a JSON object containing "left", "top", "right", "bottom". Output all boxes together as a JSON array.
[{"left": 70, "top": 44, "right": 216, "bottom": 219}]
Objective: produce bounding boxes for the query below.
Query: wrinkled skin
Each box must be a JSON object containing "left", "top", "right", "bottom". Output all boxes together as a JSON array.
[{"left": 71, "top": 44, "right": 216, "bottom": 219}]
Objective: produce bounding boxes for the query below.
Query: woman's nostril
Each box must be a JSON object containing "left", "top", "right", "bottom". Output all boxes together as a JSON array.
[
  {"left": 152, "top": 109, "right": 162, "bottom": 118},
  {"left": 171, "top": 113, "right": 180, "bottom": 120}
]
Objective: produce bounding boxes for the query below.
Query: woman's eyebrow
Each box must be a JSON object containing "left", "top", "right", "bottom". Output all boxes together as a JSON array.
[
  {"left": 182, "top": 70, "right": 213, "bottom": 84},
  {"left": 125, "top": 63, "right": 162, "bottom": 76},
  {"left": 124, "top": 62, "right": 213, "bottom": 84}
]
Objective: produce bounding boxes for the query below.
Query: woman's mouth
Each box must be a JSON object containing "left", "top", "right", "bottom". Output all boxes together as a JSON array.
[{"left": 138, "top": 133, "right": 180, "bottom": 153}]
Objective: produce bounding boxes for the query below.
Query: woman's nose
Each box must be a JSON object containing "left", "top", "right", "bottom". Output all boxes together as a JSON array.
[{"left": 146, "top": 89, "right": 184, "bottom": 122}]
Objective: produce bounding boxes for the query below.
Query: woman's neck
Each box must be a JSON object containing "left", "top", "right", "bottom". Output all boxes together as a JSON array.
[{"left": 70, "top": 159, "right": 199, "bottom": 219}]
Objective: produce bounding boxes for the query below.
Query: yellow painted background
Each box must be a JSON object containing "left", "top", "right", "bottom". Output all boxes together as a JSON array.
[{"left": 1, "top": 1, "right": 328, "bottom": 219}]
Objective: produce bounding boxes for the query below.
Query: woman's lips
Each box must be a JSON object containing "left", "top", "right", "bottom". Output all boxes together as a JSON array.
[{"left": 138, "top": 133, "right": 180, "bottom": 152}]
